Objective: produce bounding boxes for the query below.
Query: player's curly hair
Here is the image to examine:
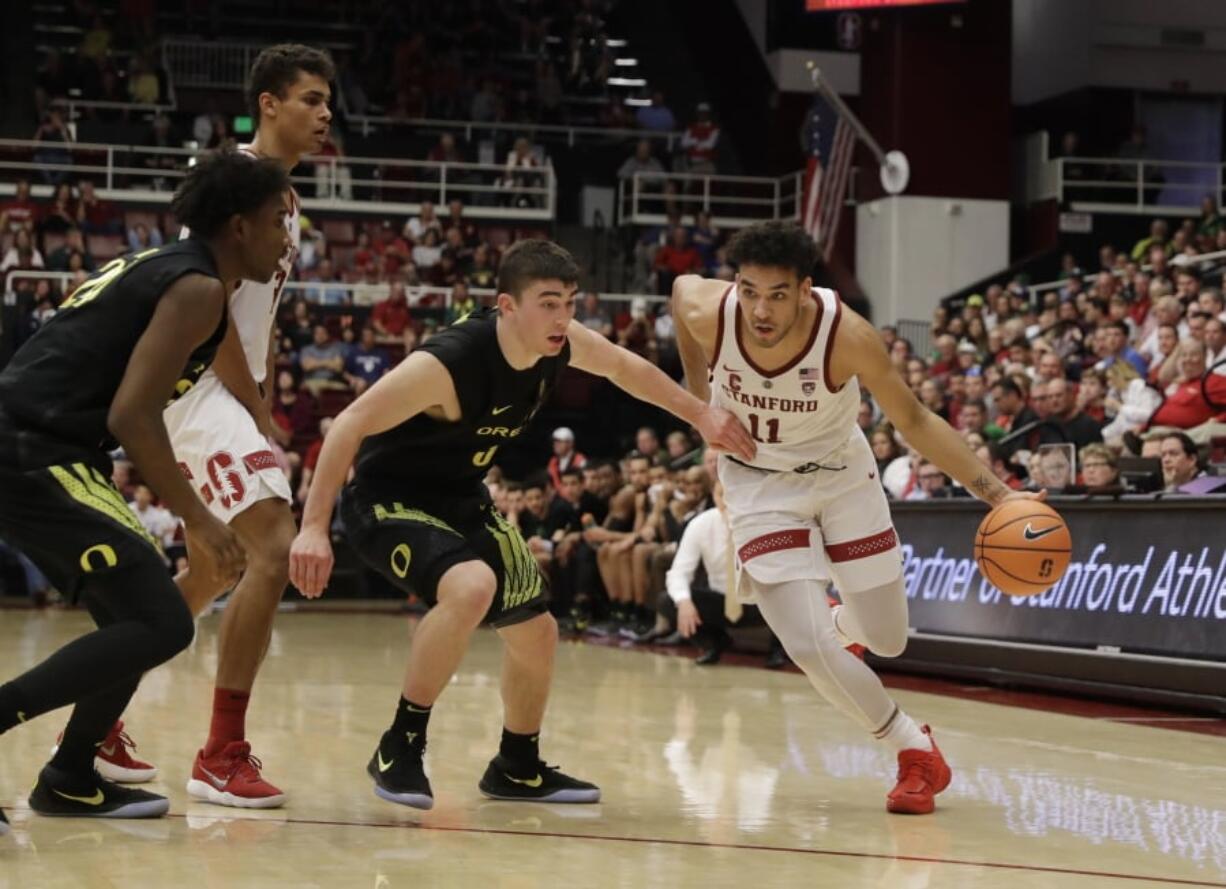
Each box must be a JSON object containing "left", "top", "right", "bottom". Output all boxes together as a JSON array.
[
  {"left": 247, "top": 43, "right": 335, "bottom": 121},
  {"left": 725, "top": 221, "right": 822, "bottom": 280},
  {"left": 171, "top": 149, "right": 290, "bottom": 239},
  {"left": 498, "top": 239, "right": 580, "bottom": 299}
]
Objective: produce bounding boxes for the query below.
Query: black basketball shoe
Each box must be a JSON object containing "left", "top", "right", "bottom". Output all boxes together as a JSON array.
[
  {"left": 28, "top": 765, "right": 169, "bottom": 818},
  {"left": 478, "top": 754, "right": 600, "bottom": 803},
  {"left": 367, "top": 731, "right": 433, "bottom": 810}
]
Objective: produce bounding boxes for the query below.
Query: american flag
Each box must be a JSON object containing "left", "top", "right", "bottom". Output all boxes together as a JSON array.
[{"left": 800, "top": 93, "right": 856, "bottom": 262}]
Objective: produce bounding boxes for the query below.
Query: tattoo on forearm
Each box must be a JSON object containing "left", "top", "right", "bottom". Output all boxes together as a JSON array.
[{"left": 971, "top": 475, "right": 994, "bottom": 498}]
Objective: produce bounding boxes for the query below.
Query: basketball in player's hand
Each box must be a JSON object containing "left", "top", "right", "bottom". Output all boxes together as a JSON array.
[{"left": 974, "top": 500, "right": 1071, "bottom": 597}]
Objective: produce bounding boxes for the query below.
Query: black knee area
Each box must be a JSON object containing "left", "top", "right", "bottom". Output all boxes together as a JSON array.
[{"left": 82, "top": 561, "right": 196, "bottom": 668}]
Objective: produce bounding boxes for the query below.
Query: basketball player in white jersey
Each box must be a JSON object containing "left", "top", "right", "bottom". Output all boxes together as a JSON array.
[
  {"left": 54, "top": 45, "right": 335, "bottom": 808},
  {"left": 673, "top": 222, "right": 1042, "bottom": 814}
]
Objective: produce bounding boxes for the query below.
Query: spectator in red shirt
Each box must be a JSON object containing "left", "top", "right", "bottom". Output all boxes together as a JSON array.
[
  {"left": 1148, "top": 340, "right": 1226, "bottom": 431},
  {"left": 679, "top": 102, "right": 719, "bottom": 175},
  {"left": 0, "top": 178, "right": 40, "bottom": 234},
  {"left": 297, "top": 416, "right": 334, "bottom": 505},
  {"left": 547, "top": 427, "right": 587, "bottom": 491},
  {"left": 371, "top": 279, "right": 412, "bottom": 343},
  {"left": 653, "top": 226, "right": 702, "bottom": 295}
]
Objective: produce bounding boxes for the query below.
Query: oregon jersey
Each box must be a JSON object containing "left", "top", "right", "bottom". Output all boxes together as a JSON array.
[
  {"left": 355, "top": 307, "right": 570, "bottom": 493},
  {"left": 0, "top": 238, "right": 226, "bottom": 467}
]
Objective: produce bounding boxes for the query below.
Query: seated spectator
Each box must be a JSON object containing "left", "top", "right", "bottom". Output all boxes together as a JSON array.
[
  {"left": 128, "top": 484, "right": 179, "bottom": 553},
  {"left": 468, "top": 243, "right": 498, "bottom": 289},
  {"left": 576, "top": 292, "right": 613, "bottom": 338},
  {"left": 32, "top": 109, "right": 72, "bottom": 185},
  {"left": 299, "top": 324, "right": 349, "bottom": 395},
  {"left": 1146, "top": 323, "right": 1180, "bottom": 386},
  {"left": 979, "top": 441, "right": 1024, "bottom": 491},
  {"left": 285, "top": 299, "right": 317, "bottom": 349},
  {"left": 1096, "top": 319, "right": 1147, "bottom": 375},
  {"left": 906, "top": 460, "right": 952, "bottom": 500},
  {"left": 127, "top": 221, "right": 164, "bottom": 252},
  {"left": 501, "top": 137, "right": 543, "bottom": 208},
  {"left": 312, "top": 130, "right": 354, "bottom": 200},
  {"left": 1206, "top": 316, "right": 1226, "bottom": 373},
  {"left": 427, "top": 132, "right": 463, "bottom": 166},
  {"left": 617, "top": 299, "right": 659, "bottom": 363},
  {"left": 271, "top": 369, "right": 317, "bottom": 441},
  {"left": 1160, "top": 432, "right": 1203, "bottom": 492},
  {"left": 302, "top": 257, "right": 347, "bottom": 306},
  {"left": 1076, "top": 368, "right": 1108, "bottom": 424},
  {"left": 47, "top": 227, "right": 95, "bottom": 272},
  {"left": 0, "top": 229, "right": 45, "bottom": 273},
  {"left": 1100, "top": 361, "right": 1160, "bottom": 449},
  {"left": 635, "top": 91, "right": 677, "bottom": 133},
  {"left": 0, "top": 178, "right": 40, "bottom": 234},
  {"left": 1037, "top": 377, "right": 1104, "bottom": 450},
  {"left": 297, "top": 417, "right": 335, "bottom": 504},
  {"left": 678, "top": 103, "right": 719, "bottom": 176},
  {"left": 444, "top": 199, "right": 479, "bottom": 248},
  {"left": 653, "top": 226, "right": 702, "bottom": 295},
  {"left": 297, "top": 215, "right": 327, "bottom": 273},
  {"left": 548, "top": 427, "right": 587, "bottom": 490},
  {"left": 1079, "top": 443, "right": 1121, "bottom": 491},
  {"left": 411, "top": 228, "right": 443, "bottom": 270},
  {"left": 1138, "top": 296, "right": 1183, "bottom": 362},
  {"left": 142, "top": 114, "right": 181, "bottom": 190},
  {"left": 41, "top": 182, "right": 78, "bottom": 236},
  {"left": 617, "top": 139, "right": 664, "bottom": 182},
  {"left": 664, "top": 481, "right": 785, "bottom": 666},
  {"left": 446, "top": 280, "right": 476, "bottom": 325},
  {"left": 76, "top": 179, "right": 120, "bottom": 234},
  {"left": 1147, "top": 340, "right": 1226, "bottom": 431},
  {"left": 665, "top": 430, "right": 695, "bottom": 463},
  {"left": 371, "top": 280, "right": 412, "bottom": 343},
  {"left": 344, "top": 327, "right": 389, "bottom": 395}
]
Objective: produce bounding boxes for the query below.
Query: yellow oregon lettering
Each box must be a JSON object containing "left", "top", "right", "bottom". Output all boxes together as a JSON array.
[
  {"left": 390, "top": 543, "right": 412, "bottom": 579},
  {"left": 79, "top": 544, "right": 118, "bottom": 573},
  {"left": 59, "top": 248, "right": 158, "bottom": 310},
  {"left": 472, "top": 445, "right": 499, "bottom": 467}
]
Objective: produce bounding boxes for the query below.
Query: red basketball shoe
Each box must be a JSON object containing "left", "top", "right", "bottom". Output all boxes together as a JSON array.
[
  {"left": 52, "top": 720, "right": 158, "bottom": 784},
  {"left": 187, "top": 741, "right": 286, "bottom": 809},
  {"left": 886, "top": 726, "right": 951, "bottom": 815}
]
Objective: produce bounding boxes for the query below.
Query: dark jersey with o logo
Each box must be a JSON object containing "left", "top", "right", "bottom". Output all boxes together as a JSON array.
[
  {"left": 354, "top": 307, "right": 571, "bottom": 494},
  {"left": 0, "top": 238, "right": 226, "bottom": 469}
]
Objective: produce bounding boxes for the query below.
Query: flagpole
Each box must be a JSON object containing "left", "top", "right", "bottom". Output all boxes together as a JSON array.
[{"left": 807, "top": 61, "right": 910, "bottom": 195}]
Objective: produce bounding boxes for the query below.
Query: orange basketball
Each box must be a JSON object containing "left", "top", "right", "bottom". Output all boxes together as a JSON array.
[{"left": 974, "top": 500, "right": 1071, "bottom": 597}]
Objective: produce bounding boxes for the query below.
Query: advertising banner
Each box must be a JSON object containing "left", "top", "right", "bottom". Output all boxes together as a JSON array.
[{"left": 892, "top": 500, "right": 1226, "bottom": 661}]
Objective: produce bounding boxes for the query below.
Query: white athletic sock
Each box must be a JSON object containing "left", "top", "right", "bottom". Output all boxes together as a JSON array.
[{"left": 874, "top": 706, "right": 932, "bottom": 753}]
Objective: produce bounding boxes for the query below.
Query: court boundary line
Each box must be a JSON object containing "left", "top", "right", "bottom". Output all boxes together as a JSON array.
[{"left": 4, "top": 804, "right": 1216, "bottom": 888}]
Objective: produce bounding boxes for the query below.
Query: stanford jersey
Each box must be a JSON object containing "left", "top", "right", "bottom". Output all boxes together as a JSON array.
[{"left": 709, "top": 285, "right": 860, "bottom": 473}]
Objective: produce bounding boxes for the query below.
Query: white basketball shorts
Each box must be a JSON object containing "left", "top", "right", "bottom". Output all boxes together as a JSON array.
[
  {"left": 719, "top": 429, "right": 901, "bottom": 601},
  {"left": 164, "top": 375, "right": 292, "bottom": 524}
]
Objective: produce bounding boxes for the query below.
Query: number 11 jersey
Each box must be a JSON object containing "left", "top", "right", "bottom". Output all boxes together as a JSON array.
[{"left": 708, "top": 284, "right": 860, "bottom": 473}]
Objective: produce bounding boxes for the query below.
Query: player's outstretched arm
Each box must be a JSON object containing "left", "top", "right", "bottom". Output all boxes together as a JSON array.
[
  {"left": 109, "top": 273, "right": 246, "bottom": 588},
  {"left": 289, "top": 350, "right": 456, "bottom": 597},
  {"left": 566, "top": 319, "right": 755, "bottom": 462},
  {"left": 837, "top": 309, "right": 1044, "bottom": 507},
  {"left": 671, "top": 274, "right": 724, "bottom": 403}
]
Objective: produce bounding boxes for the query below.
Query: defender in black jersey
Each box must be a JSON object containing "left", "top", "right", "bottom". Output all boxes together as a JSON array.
[
  {"left": 290, "top": 239, "right": 755, "bottom": 810},
  {"left": 0, "top": 150, "right": 290, "bottom": 826}
]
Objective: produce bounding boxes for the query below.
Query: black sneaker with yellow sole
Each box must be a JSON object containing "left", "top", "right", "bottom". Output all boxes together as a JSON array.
[
  {"left": 366, "top": 731, "right": 433, "bottom": 810},
  {"left": 28, "top": 765, "right": 169, "bottom": 818},
  {"left": 478, "top": 754, "right": 600, "bottom": 803}
]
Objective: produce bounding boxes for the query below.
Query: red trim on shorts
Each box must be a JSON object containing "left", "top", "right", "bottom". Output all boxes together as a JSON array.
[
  {"left": 243, "top": 450, "right": 278, "bottom": 473},
  {"left": 738, "top": 529, "right": 810, "bottom": 564},
  {"left": 826, "top": 528, "right": 897, "bottom": 563},
  {"left": 707, "top": 284, "right": 733, "bottom": 371},
  {"left": 199, "top": 484, "right": 215, "bottom": 505},
  {"left": 734, "top": 289, "right": 823, "bottom": 379},
  {"left": 823, "top": 290, "right": 844, "bottom": 394},
  {"left": 178, "top": 462, "right": 194, "bottom": 480}
]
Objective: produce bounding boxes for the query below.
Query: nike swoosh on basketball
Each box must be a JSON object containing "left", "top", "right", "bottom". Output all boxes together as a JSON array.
[
  {"left": 54, "top": 788, "right": 105, "bottom": 806},
  {"left": 1022, "top": 523, "right": 1060, "bottom": 541},
  {"left": 492, "top": 405, "right": 513, "bottom": 415},
  {"left": 504, "top": 773, "right": 543, "bottom": 788},
  {"left": 377, "top": 751, "right": 395, "bottom": 773}
]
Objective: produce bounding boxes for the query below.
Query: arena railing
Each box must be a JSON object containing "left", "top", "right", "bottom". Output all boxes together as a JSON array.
[
  {"left": 344, "top": 113, "right": 684, "bottom": 151},
  {"left": 1037, "top": 149, "right": 1224, "bottom": 217},
  {"left": 618, "top": 170, "right": 805, "bottom": 228},
  {"left": 0, "top": 139, "right": 557, "bottom": 221},
  {"left": 1025, "top": 247, "right": 1226, "bottom": 304},
  {"left": 4, "top": 270, "right": 670, "bottom": 314}
]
